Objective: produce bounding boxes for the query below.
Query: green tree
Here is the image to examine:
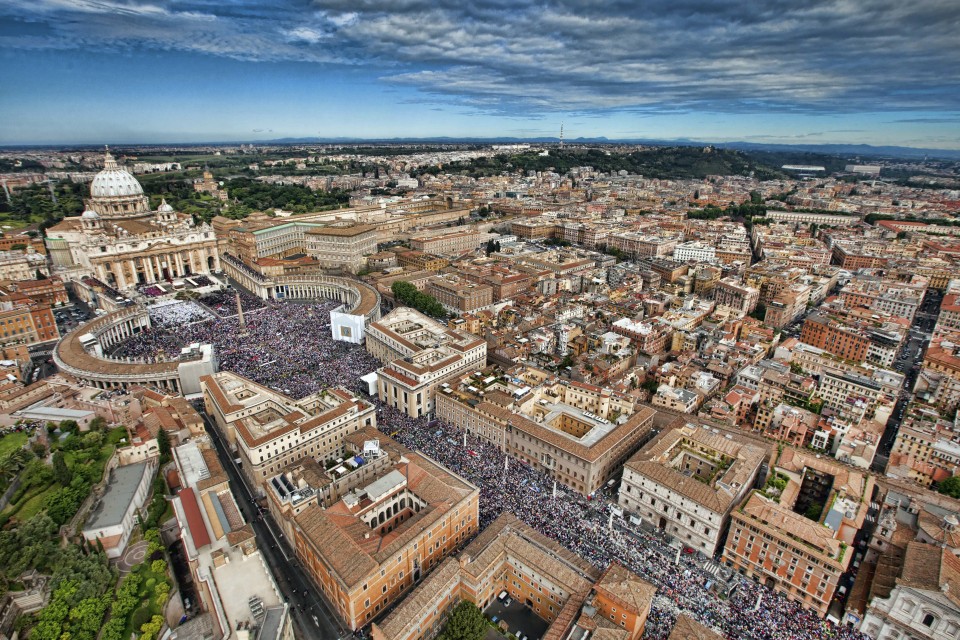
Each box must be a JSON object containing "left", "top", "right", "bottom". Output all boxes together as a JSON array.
[
  {"left": 391, "top": 281, "right": 447, "bottom": 319},
  {"left": 88, "top": 416, "right": 107, "bottom": 431},
  {"left": 59, "top": 419, "right": 79, "bottom": 434},
  {"left": 156, "top": 428, "right": 171, "bottom": 463},
  {"left": 640, "top": 379, "right": 659, "bottom": 394},
  {"left": 52, "top": 451, "right": 72, "bottom": 485},
  {"left": 0, "top": 448, "right": 32, "bottom": 482},
  {"left": 44, "top": 485, "right": 90, "bottom": 525},
  {"left": 140, "top": 615, "right": 164, "bottom": 640},
  {"left": 937, "top": 476, "right": 960, "bottom": 499},
  {"left": 437, "top": 601, "right": 486, "bottom": 640}
]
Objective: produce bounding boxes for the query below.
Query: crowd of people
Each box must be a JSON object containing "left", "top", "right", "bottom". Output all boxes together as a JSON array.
[
  {"left": 199, "top": 288, "right": 267, "bottom": 317},
  {"left": 147, "top": 300, "right": 213, "bottom": 327},
  {"left": 114, "top": 298, "right": 382, "bottom": 398},
  {"left": 373, "top": 402, "right": 868, "bottom": 640},
  {"left": 109, "top": 292, "right": 867, "bottom": 640}
]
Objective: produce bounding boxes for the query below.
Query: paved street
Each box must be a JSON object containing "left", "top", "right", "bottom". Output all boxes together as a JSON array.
[
  {"left": 875, "top": 289, "right": 941, "bottom": 466},
  {"left": 201, "top": 412, "right": 350, "bottom": 640}
]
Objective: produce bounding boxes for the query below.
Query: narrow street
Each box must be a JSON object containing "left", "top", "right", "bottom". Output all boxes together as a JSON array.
[
  {"left": 873, "top": 289, "right": 941, "bottom": 471},
  {"left": 201, "top": 412, "right": 350, "bottom": 640}
]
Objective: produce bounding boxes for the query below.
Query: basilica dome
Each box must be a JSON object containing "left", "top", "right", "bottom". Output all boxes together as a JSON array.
[{"left": 89, "top": 149, "right": 144, "bottom": 198}]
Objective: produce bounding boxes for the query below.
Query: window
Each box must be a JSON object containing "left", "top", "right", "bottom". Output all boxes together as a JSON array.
[{"left": 922, "top": 613, "right": 936, "bottom": 628}]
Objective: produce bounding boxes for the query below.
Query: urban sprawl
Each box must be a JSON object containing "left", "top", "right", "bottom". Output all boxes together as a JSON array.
[{"left": 0, "top": 143, "right": 958, "bottom": 640}]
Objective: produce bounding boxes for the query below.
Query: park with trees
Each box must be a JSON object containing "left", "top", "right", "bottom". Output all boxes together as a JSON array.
[{"left": 0, "top": 419, "right": 175, "bottom": 639}]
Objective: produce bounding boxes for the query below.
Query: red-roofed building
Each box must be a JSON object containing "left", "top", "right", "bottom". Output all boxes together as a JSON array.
[{"left": 179, "top": 487, "right": 212, "bottom": 550}]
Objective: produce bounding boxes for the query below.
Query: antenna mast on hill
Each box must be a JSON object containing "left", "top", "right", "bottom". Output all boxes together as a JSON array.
[{"left": 560, "top": 122, "right": 564, "bottom": 150}]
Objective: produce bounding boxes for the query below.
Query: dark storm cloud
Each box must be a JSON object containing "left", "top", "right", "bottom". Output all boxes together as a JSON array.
[{"left": 2, "top": 0, "right": 958, "bottom": 116}]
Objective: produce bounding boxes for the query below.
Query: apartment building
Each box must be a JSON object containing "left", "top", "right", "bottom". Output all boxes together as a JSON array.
[
  {"left": 510, "top": 218, "right": 556, "bottom": 240},
  {"left": 0, "top": 297, "right": 60, "bottom": 360},
  {"left": 0, "top": 276, "right": 70, "bottom": 307},
  {"left": 934, "top": 293, "right": 960, "bottom": 338},
  {"left": 723, "top": 449, "right": 874, "bottom": 616},
  {"left": 409, "top": 230, "right": 496, "bottom": 256},
  {"left": 0, "top": 249, "right": 49, "bottom": 281},
  {"left": 201, "top": 372, "right": 377, "bottom": 487},
  {"left": 607, "top": 232, "right": 679, "bottom": 259},
  {"left": 456, "top": 263, "right": 540, "bottom": 302},
  {"left": 673, "top": 241, "right": 717, "bottom": 264},
  {"left": 611, "top": 317, "right": 671, "bottom": 355},
  {"left": 800, "top": 312, "right": 899, "bottom": 365},
  {"left": 817, "top": 369, "right": 884, "bottom": 423},
  {"left": 366, "top": 307, "right": 487, "bottom": 418},
  {"left": 915, "top": 341, "right": 960, "bottom": 413},
  {"left": 713, "top": 278, "right": 760, "bottom": 314},
  {"left": 425, "top": 275, "right": 494, "bottom": 314},
  {"left": 395, "top": 250, "right": 449, "bottom": 272},
  {"left": 839, "top": 277, "right": 923, "bottom": 324},
  {"left": 620, "top": 425, "right": 765, "bottom": 555},
  {"left": 764, "top": 283, "right": 811, "bottom": 329},
  {"left": 651, "top": 385, "right": 700, "bottom": 413}
]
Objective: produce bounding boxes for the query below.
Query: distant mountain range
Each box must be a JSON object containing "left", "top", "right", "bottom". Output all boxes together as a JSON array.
[{"left": 259, "top": 136, "right": 960, "bottom": 160}]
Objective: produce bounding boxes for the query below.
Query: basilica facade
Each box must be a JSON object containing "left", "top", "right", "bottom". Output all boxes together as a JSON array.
[{"left": 45, "top": 149, "right": 220, "bottom": 289}]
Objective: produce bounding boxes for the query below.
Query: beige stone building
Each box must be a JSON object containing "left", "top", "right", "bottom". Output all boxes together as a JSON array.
[
  {"left": 713, "top": 277, "right": 760, "bottom": 314},
  {"left": 201, "top": 371, "right": 377, "bottom": 487},
  {"left": 435, "top": 365, "right": 656, "bottom": 495},
  {"left": 45, "top": 149, "right": 220, "bottom": 289},
  {"left": 372, "top": 512, "right": 655, "bottom": 640},
  {"left": 619, "top": 424, "right": 765, "bottom": 555},
  {"left": 366, "top": 307, "right": 487, "bottom": 419},
  {"left": 304, "top": 224, "right": 379, "bottom": 273},
  {"left": 426, "top": 275, "right": 493, "bottom": 314},
  {"left": 0, "top": 249, "right": 48, "bottom": 282},
  {"left": 409, "top": 230, "right": 496, "bottom": 257}
]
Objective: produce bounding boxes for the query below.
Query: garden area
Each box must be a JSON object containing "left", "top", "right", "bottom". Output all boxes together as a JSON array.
[
  {"left": 0, "top": 419, "right": 126, "bottom": 527},
  {"left": 13, "top": 519, "right": 173, "bottom": 640},
  {"left": 435, "top": 600, "right": 532, "bottom": 640},
  {"left": 0, "top": 417, "right": 177, "bottom": 640}
]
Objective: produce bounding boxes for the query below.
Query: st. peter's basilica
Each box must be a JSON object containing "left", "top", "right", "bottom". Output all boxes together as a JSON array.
[{"left": 45, "top": 148, "right": 220, "bottom": 290}]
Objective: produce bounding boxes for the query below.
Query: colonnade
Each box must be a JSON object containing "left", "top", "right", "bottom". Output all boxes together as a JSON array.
[{"left": 96, "top": 247, "right": 221, "bottom": 290}]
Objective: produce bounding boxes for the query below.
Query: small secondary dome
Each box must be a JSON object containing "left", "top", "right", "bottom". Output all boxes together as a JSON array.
[
  {"left": 157, "top": 198, "right": 174, "bottom": 213},
  {"left": 89, "top": 148, "right": 144, "bottom": 199},
  {"left": 81, "top": 209, "right": 99, "bottom": 219}
]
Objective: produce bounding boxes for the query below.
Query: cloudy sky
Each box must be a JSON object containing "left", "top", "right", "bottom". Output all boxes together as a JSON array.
[{"left": 1, "top": 0, "right": 959, "bottom": 148}]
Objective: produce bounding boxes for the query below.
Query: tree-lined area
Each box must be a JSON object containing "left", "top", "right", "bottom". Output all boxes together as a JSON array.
[
  {"left": 411, "top": 147, "right": 787, "bottom": 181},
  {"left": 391, "top": 280, "right": 448, "bottom": 318},
  {"left": 0, "top": 421, "right": 174, "bottom": 640}
]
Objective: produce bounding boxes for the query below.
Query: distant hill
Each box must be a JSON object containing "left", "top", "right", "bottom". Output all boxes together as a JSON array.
[
  {"left": 5, "top": 137, "right": 958, "bottom": 162},
  {"left": 410, "top": 146, "right": 786, "bottom": 181},
  {"left": 259, "top": 136, "right": 960, "bottom": 161}
]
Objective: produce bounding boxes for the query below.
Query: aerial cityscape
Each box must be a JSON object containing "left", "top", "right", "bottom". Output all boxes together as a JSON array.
[{"left": 1, "top": 2, "right": 960, "bottom": 640}]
